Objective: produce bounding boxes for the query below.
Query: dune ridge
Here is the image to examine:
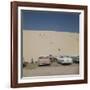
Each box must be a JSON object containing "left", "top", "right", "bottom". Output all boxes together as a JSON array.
[{"left": 23, "top": 30, "right": 79, "bottom": 62}]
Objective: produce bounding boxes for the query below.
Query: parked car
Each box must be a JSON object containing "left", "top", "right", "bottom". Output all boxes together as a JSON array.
[
  {"left": 71, "top": 56, "right": 79, "bottom": 64},
  {"left": 56, "top": 56, "right": 73, "bottom": 65},
  {"left": 48, "top": 54, "right": 57, "bottom": 62},
  {"left": 23, "top": 61, "right": 28, "bottom": 68},
  {"left": 38, "top": 56, "right": 51, "bottom": 66}
]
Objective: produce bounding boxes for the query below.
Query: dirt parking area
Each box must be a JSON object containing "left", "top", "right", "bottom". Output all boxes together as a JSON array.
[{"left": 23, "top": 63, "right": 79, "bottom": 77}]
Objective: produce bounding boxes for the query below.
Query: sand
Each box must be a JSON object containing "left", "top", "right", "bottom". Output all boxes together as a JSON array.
[
  {"left": 23, "top": 63, "right": 79, "bottom": 77},
  {"left": 23, "top": 30, "right": 79, "bottom": 62}
]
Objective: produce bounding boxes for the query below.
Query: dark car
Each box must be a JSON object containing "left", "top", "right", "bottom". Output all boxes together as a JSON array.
[
  {"left": 71, "top": 56, "right": 79, "bottom": 64},
  {"left": 48, "top": 54, "right": 57, "bottom": 62}
]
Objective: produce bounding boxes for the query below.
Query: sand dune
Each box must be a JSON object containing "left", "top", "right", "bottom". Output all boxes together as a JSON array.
[{"left": 23, "top": 30, "right": 79, "bottom": 62}]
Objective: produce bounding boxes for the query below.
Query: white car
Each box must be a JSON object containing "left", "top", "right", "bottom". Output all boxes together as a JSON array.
[
  {"left": 38, "top": 56, "right": 51, "bottom": 66},
  {"left": 56, "top": 56, "right": 73, "bottom": 65}
]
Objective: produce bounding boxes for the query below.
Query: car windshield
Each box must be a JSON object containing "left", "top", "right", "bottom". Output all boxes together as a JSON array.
[
  {"left": 60, "top": 56, "right": 63, "bottom": 58},
  {"left": 39, "top": 56, "right": 49, "bottom": 59}
]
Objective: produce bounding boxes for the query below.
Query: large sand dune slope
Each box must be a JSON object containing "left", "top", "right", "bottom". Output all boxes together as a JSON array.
[{"left": 23, "top": 30, "right": 79, "bottom": 62}]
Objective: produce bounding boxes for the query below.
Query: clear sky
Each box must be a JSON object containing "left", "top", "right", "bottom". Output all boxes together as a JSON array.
[{"left": 21, "top": 10, "right": 80, "bottom": 33}]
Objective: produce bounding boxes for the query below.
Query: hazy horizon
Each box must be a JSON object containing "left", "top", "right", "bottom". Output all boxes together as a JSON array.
[{"left": 23, "top": 29, "right": 79, "bottom": 33}]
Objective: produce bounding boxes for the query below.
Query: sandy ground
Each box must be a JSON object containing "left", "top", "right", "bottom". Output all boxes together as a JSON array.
[{"left": 23, "top": 63, "right": 79, "bottom": 77}]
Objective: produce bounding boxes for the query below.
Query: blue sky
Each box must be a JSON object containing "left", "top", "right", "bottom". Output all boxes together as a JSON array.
[{"left": 21, "top": 10, "right": 80, "bottom": 33}]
